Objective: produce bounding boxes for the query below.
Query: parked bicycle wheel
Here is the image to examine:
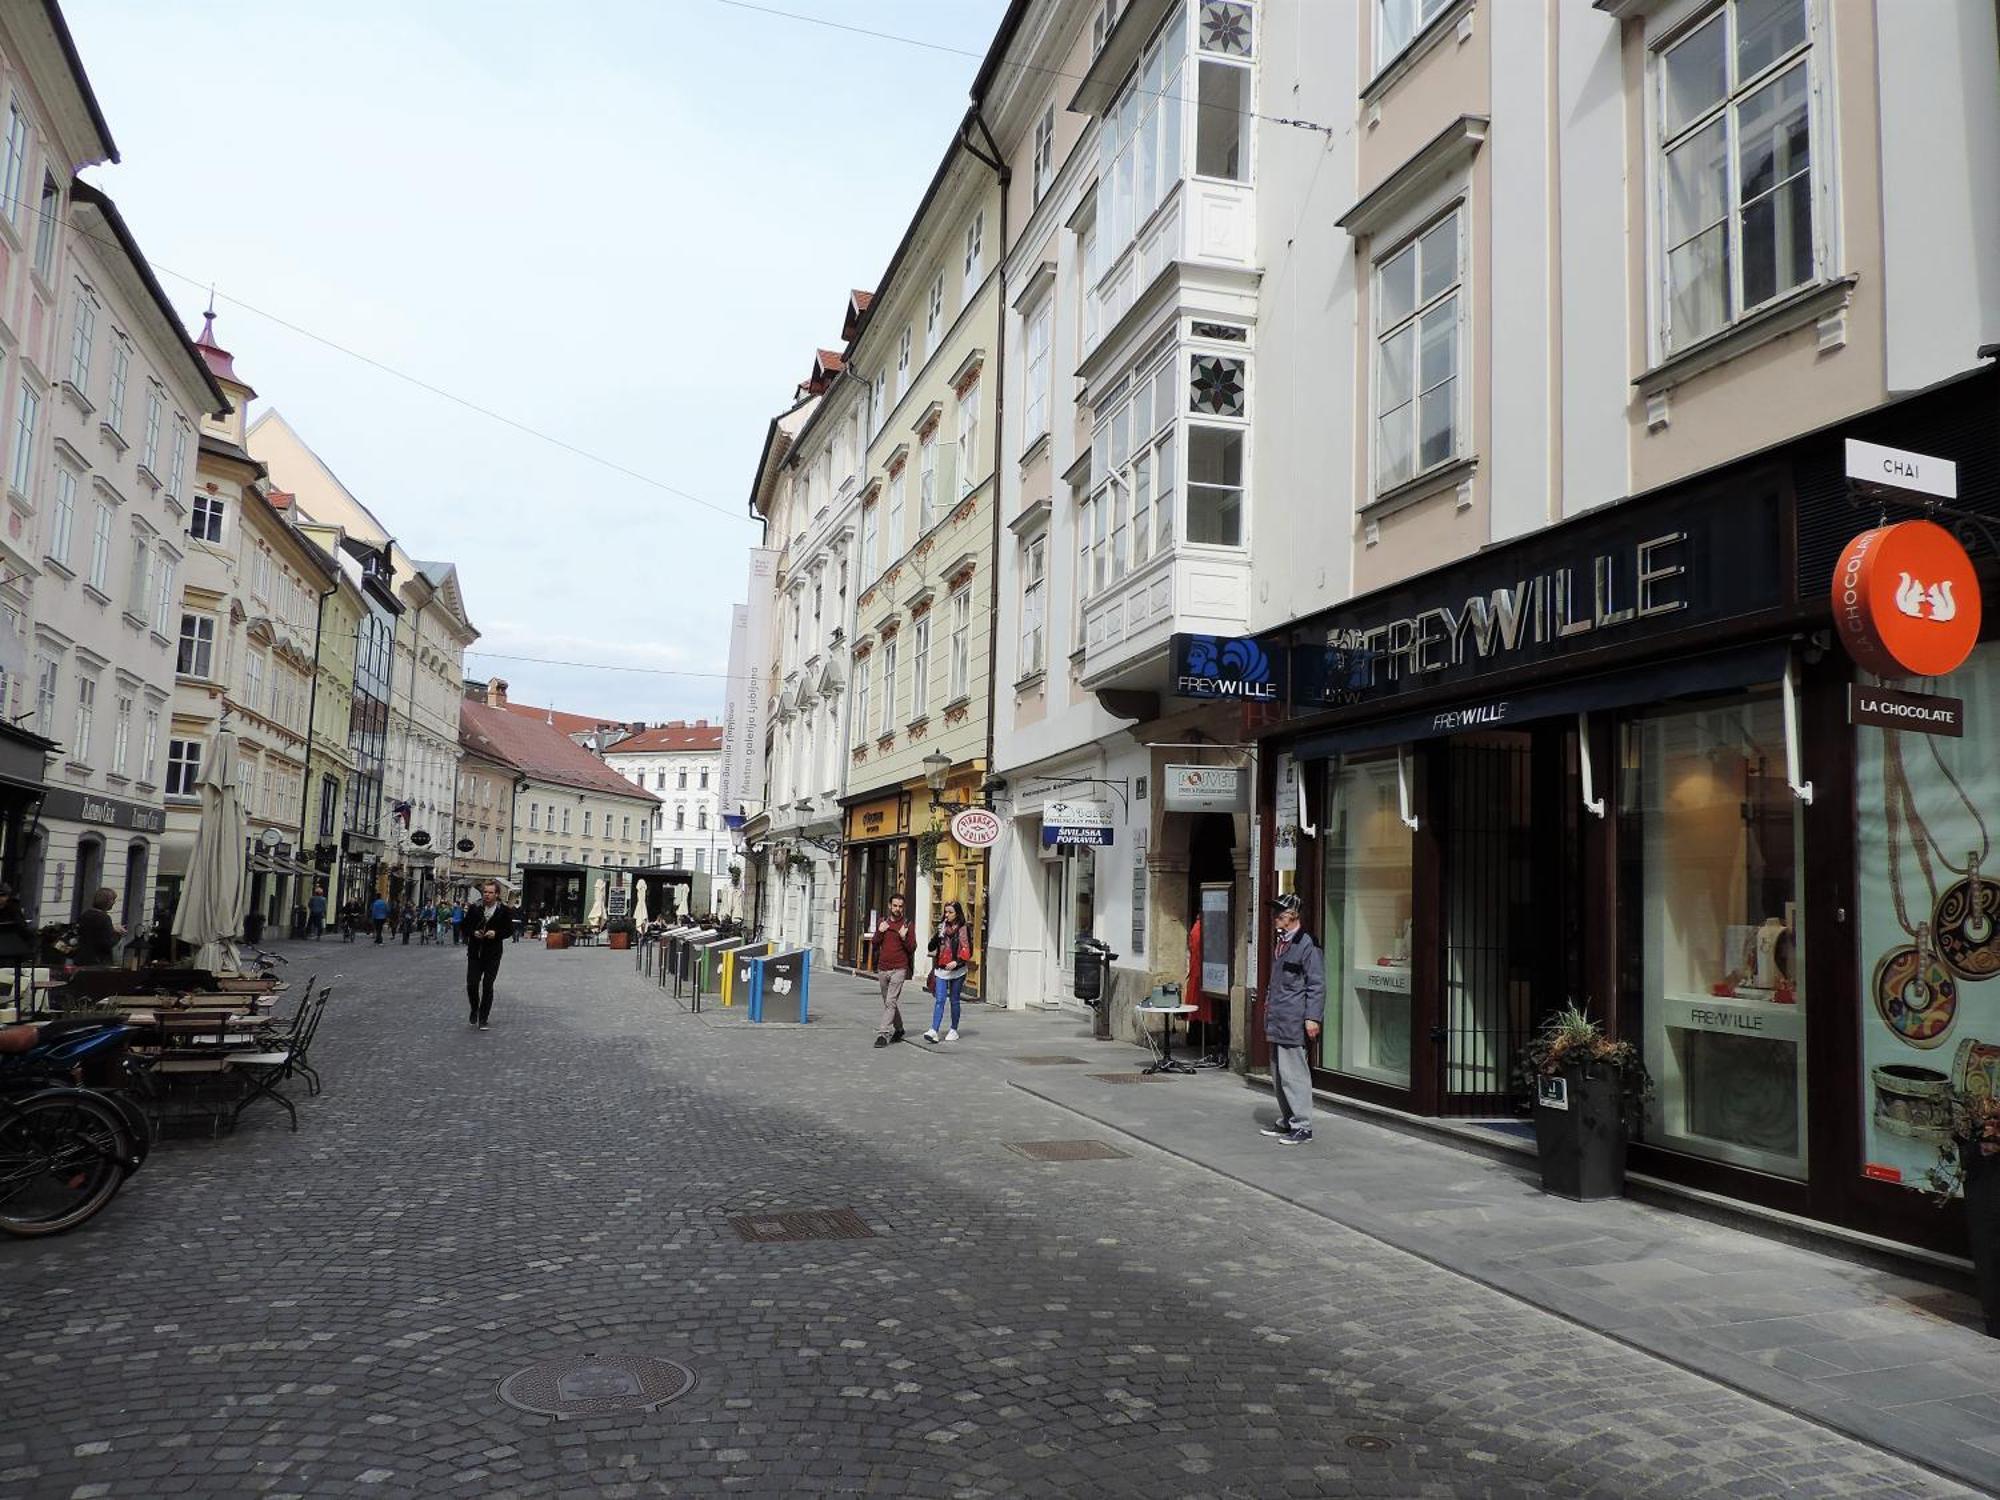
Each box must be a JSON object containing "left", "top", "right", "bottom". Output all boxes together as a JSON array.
[{"left": 0, "top": 1087, "right": 132, "bottom": 1236}]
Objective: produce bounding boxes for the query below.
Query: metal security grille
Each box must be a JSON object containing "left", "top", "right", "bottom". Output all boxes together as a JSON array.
[
  {"left": 728, "top": 1208, "right": 876, "bottom": 1242},
  {"left": 1089, "top": 1072, "right": 1165, "bottom": 1085},
  {"left": 1011, "top": 1056, "right": 1090, "bottom": 1066},
  {"left": 1441, "top": 735, "right": 1535, "bottom": 1115}
]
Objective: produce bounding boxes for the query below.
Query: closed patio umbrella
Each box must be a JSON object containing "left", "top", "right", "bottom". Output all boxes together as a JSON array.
[
  {"left": 171, "top": 727, "right": 247, "bottom": 973},
  {"left": 587, "top": 879, "right": 607, "bottom": 927},
  {"left": 633, "top": 879, "right": 650, "bottom": 927}
]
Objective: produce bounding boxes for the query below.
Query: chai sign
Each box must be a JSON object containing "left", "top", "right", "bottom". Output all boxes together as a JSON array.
[{"left": 1831, "top": 520, "right": 1982, "bottom": 679}]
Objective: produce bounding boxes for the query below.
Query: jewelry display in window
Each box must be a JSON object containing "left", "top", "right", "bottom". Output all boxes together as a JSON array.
[
  {"left": 1914, "top": 727, "right": 2000, "bottom": 980},
  {"left": 1871, "top": 732, "right": 1973, "bottom": 1050}
]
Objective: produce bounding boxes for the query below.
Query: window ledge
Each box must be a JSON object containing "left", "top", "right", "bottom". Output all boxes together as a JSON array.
[
  {"left": 97, "top": 421, "right": 127, "bottom": 454},
  {"left": 103, "top": 773, "right": 129, "bottom": 789},
  {"left": 1362, "top": 0, "right": 1476, "bottom": 107},
  {"left": 42, "top": 557, "right": 73, "bottom": 580},
  {"left": 1636, "top": 275, "right": 1859, "bottom": 397},
  {"left": 149, "top": 630, "right": 170, "bottom": 649},
  {"left": 135, "top": 465, "right": 161, "bottom": 492},
  {"left": 1009, "top": 496, "right": 1053, "bottom": 538},
  {"left": 5, "top": 484, "right": 30, "bottom": 515},
  {"left": 1016, "top": 431, "right": 1051, "bottom": 472},
  {"left": 82, "top": 583, "right": 111, "bottom": 607},
  {"left": 135, "top": 780, "right": 158, "bottom": 795},
  {"left": 120, "top": 609, "right": 147, "bottom": 631},
  {"left": 58, "top": 379, "right": 94, "bottom": 417},
  {"left": 1013, "top": 668, "right": 1048, "bottom": 693},
  {"left": 1360, "top": 454, "right": 1478, "bottom": 519}
]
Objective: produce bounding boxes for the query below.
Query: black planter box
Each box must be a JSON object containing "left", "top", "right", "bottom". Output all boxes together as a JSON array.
[
  {"left": 1532, "top": 1065, "right": 1628, "bottom": 1201},
  {"left": 1964, "top": 1143, "right": 2000, "bottom": 1338}
]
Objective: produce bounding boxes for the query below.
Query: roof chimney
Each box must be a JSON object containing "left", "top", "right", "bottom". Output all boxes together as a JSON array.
[{"left": 489, "top": 677, "right": 509, "bottom": 707}]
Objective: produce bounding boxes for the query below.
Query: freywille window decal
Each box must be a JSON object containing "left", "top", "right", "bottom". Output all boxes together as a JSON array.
[
  {"left": 1190, "top": 355, "right": 1245, "bottom": 418},
  {"left": 1199, "top": 0, "right": 1253, "bottom": 56}
]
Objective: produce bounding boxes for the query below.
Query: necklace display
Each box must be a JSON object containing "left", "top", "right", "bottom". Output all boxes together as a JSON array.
[
  {"left": 1873, "top": 732, "right": 1960, "bottom": 1048},
  {"left": 1921, "top": 732, "right": 1999, "bottom": 982}
]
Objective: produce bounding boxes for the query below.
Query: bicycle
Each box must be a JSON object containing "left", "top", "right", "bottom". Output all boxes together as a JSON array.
[{"left": 0, "top": 1017, "right": 149, "bottom": 1237}]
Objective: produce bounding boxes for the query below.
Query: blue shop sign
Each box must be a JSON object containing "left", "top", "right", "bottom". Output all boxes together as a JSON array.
[
  {"left": 1171, "top": 633, "right": 1284, "bottom": 701},
  {"left": 1289, "top": 645, "right": 1374, "bottom": 713}
]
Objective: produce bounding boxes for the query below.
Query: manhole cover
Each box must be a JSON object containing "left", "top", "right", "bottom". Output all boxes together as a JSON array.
[
  {"left": 1088, "top": 1072, "right": 1165, "bottom": 1084},
  {"left": 1344, "top": 1434, "right": 1394, "bottom": 1452},
  {"left": 1003, "top": 1139, "right": 1131, "bottom": 1162},
  {"left": 1012, "top": 1055, "right": 1090, "bottom": 1066},
  {"left": 498, "top": 1353, "right": 696, "bottom": 1418},
  {"left": 728, "top": 1207, "right": 876, "bottom": 1242}
]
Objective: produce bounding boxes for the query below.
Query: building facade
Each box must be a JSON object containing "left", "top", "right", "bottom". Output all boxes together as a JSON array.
[
  {"left": 602, "top": 719, "right": 727, "bottom": 879},
  {"left": 292, "top": 516, "right": 360, "bottom": 904},
  {"left": 27, "top": 182, "right": 222, "bottom": 936},
  {"left": 451, "top": 721, "right": 514, "bottom": 898}
]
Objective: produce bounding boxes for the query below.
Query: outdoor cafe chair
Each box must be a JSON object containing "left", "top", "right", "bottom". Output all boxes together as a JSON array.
[{"left": 224, "top": 984, "right": 327, "bottom": 1133}]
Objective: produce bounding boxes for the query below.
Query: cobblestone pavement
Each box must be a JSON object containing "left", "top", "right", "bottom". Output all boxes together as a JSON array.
[{"left": 0, "top": 940, "right": 1979, "bottom": 1498}]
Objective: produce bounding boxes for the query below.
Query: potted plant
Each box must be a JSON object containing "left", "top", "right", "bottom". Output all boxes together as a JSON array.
[
  {"left": 1520, "top": 1004, "right": 1651, "bottom": 1201},
  {"left": 1925, "top": 1089, "right": 2000, "bottom": 1338},
  {"left": 544, "top": 917, "right": 573, "bottom": 951},
  {"left": 606, "top": 917, "right": 636, "bottom": 951}
]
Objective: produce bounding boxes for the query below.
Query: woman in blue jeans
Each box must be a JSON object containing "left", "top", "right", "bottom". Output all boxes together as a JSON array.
[{"left": 923, "top": 902, "right": 972, "bottom": 1043}]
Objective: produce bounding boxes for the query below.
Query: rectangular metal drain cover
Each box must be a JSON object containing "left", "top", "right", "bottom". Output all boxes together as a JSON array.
[
  {"left": 1004, "top": 1139, "right": 1131, "bottom": 1162},
  {"left": 728, "top": 1208, "right": 876, "bottom": 1242},
  {"left": 1012, "top": 1055, "right": 1090, "bottom": 1066},
  {"left": 1088, "top": 1072, "right": 1165, "bottom": 1084}
]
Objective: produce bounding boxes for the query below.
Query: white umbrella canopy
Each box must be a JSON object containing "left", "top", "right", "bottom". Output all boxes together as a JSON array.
[
  {"left": 171, "top": 727, "right": 247, "bottom": 973},
  {"left": 587, "top": 879, "right": 607, "bottom": 927},
  {"left": 632, "top": 879, "right": 650, "bottom": 926}
]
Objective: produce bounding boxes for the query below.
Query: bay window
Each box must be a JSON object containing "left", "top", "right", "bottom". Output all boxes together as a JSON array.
[
  {"left": 1194, "top": 1, "right": 1253, "bottom": 182},
  {"left": 1098, "top": 4, "right": 1187, "bottom": 259},
  {"left": 1658, "top": 0, "right": 1817, "bottom": 353},
  {"left": 1373, "top": 206, "right": 1462, "bottom": 495}
]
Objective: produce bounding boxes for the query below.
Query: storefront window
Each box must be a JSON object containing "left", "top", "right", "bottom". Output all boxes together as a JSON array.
[
  {"left": 1320, "top": 754, "right": 1414, "bottom": 1087},
  {"left": 1856, "top": 644, "right": 2000, "bottom": 1193},
  {"left": 1621, "top": 695, "right": 1806, "bottom": 1179}
]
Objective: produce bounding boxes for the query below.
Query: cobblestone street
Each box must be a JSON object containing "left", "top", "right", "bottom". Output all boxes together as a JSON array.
[{"left": 0, "top": 940, "right": 1981, "bottom": 1498}]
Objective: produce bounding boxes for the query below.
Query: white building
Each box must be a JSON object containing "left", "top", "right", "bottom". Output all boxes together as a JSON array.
[{"left": 602, "top": 719, "right": 730, "bottom": 883}]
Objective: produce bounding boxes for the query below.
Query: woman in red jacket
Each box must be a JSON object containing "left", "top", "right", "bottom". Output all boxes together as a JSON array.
[{"left": 924, "top": 901, "right": 973, "bottom": 1043}]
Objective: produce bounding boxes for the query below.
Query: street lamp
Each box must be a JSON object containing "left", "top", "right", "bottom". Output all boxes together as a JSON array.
[{"left": 922, "top": 751, "right": 951, "bottom": 799}]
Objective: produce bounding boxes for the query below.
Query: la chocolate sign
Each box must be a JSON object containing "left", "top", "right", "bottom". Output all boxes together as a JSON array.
[{"left": 1832, "top": 520, "right": 1982, "bottom": 679}]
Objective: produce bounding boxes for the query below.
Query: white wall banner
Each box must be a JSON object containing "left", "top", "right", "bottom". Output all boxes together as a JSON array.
[{"left": 720, "top": 548, "right": 778, "bottom": 817}]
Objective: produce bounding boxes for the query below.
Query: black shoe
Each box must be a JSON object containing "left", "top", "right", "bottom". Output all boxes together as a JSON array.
[
  {"left": 890, "top": 1029, "right": 905, "bottom": 1044},
  {"left": 1276, "top": 1128, "right": 1313, "bottom": 1146},
  {"left": 1259, "top": 1120, "right": 1299, "bottom": 1136},
  {"left": 874, "top": 1035, "right": 890, "bottom": 1048}
]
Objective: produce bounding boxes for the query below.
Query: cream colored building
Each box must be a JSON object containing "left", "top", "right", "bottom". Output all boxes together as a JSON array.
[{"left": 293, "top": 516, "right": 361, "bottom": 899}]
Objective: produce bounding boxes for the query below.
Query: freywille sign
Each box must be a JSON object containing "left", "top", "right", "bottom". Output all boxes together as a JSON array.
[
  {"left": 1171, "top": 634, "right": 1283, "bottom": 701},
  {"left": 1848, "top": 685, "right": 1964, "bottom": 737}
]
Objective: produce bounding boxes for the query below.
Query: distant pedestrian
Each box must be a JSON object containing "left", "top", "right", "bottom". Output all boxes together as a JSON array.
[
  {"left": 923, "top": 900, "right": 972, "bottom": 1044},
  {"left": 398, "top": 904, "right": 415, "bottom": 944},
  {"left": 307, "top": 886, "right": 326, "bottom": 941},
  {"left": 871, "top": 894, "right": 914, "bottom": 1048},
  {"left": 418, "top": 902, "right": 436, "bottom": 944},
  {"left": 450, "top": 902, "right": 464, "bottom": 944},
  {"left": 1262, "top": 894, "right": 1325, "bottom": 1146},
  {"left": 74, "top": 887, "right": 124, "bottom": 968},
  {"left": 464, "top": 879, "right": 515, "bottom": 1030},
  {"left": 370, "top": 894, "right": 388, "bottom": 943}
]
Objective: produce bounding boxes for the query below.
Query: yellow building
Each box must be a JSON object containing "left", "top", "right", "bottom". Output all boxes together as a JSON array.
[{"left": 293, "top": 518, "right": 362, "bottom": 901}]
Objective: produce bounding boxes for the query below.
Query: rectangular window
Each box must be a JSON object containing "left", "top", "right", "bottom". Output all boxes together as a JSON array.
[
  {"left": 861, "top": 500, "right": 879, "bottom": 585},
  {"left": 32, "top": 172, "right": 59, "bottom": 279},
  {"left": 1021, "top": 534, "right": 1048, "bottom": 676},
  {"left": 32, "top": 654, "right": 56, "bottom": 735},
  {"left": 126, "top": 532, "right": 150, "bottom": 618},
  {"left": 0, "top": 104, "right": 27, "bottom": 226},
  {"left": 673, "top": 847, "right": 684, "bottom": 868},
  {"left": 1623, "top": 693, "right": 1805, "bottom": 1180},
  {"left": 68, "top": 289, "right": 96, "bottom": 390},
  {"left": 1374, "top": 207, "right": 1460, "bottom": 493},
  {"left": 190, "top": 494, "right": 224, "bottom": 543},
  {"left": 963, "top": 210, "right": 984, "bottom": 290},
  {"left": 910, "top": 615, "right": 931, "bottom": 719},
  {"left": 695, "top": 849, "right": 707, "bottom": 872},
  {"left": 47, "top": 465, "right": 75, "bottom": 566},
  {"left": 176, "top": 612, "right": 215, "bottom": 678},
  {"left": 1023, "top": 302, "right": 1052, "bottom": 441},
  {"left": 699, "top": 767, "right": 709, "bottom": 790},
  {"left": 885, "top": 466, "right": 907, "bottom": 563},
  {"left": 897, "top": 325, "right": 912, "bottom": 397},
  {"left": 560, "top": 807, "right": 570, "bottom": 834},
  {"left": 142, "top": 386, "right": 163, "bottom": 473},
  {"left": 956, "top": 380, "right": 980, "bottom": 499},
  {"left": 918, "top": 431, "right": 938, "bottom": 532},
  {"left": 871, "top": 369, "right": 887, "bottom": 436},
  {"left": 1098, "top": 6, "right": 1188, "bottom": 269},
  {"left": 142, "top": 710, "right": 159, "bottom": 781},
  {"left": 1194, "top": 12, "right": 1251, "bottom": 184},
  {"left": 153, "top": 554, "right": 175, "bottom": 636},
  {"left": 167, "top": 419, "right": 190, "bottom": 500},
  {"left": 925, "top": 273, "right": 945, "bottom": 356},
  {"left": 10, "top": 381, "right": 39, "bottom": 495},
  {"left": 72, "top": 673, "right": 94, "bottom": 761},
  {"left": 583, "top": 810, "right": 593, "bottom": 836},
  {"left": 1080, "top": 220, "right": 1101, "bottom": 350},
  {"left": 1319, "top": 754, "right": 1415, "bottom": 1086},
  {"left": 948, "top": 587, "right": 971, "bottom": 701},
  {"left": 1032, "top": 103, "right": 1056, "bottom": 201},
  {"left": 106, "top": 336, "right": 129, "bottom": 434},
  {"left": 88, "top": 499, "right": 111, "bottom": 588},
  {"left": 529, "top": 802, "right": 540, "bottom": 831},
  {"left": 853, "top": 649, "right": 871, "bottom": 745},
  {"left": 677, "top": 767, "right": 688, "bottom": 789},
  {"left": 1657, "top": 0, "right": 1816, "bottom": 353},
  {"left": 166, "top": 738, "right": 202, "bottom": 797},
  {"left": 879, "top": 635, "right": 899, "bottom": 735},
  {"left": 1186, "top": 426, "right": 1244, "bottom": 546},
  {"left": 111, "top": 694, "right": 132, "bottom": 775},
  {"left": 244, "top": 650, "right": 263, "bottom": 715},
  {"left": 1377, "top": 0, "right": 1454, "bottom": 68}
]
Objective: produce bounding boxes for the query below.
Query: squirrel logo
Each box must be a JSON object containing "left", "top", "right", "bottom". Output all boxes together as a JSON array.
[{"left": 1894, "top": 572, "right": 1958, "bottom": 623}]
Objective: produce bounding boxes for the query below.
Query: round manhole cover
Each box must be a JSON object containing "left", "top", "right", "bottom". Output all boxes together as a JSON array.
[
  {"left": 1344, "top": 1434, "right": 1394, "bottom": 1452},
  {"left": 498, "top": 1353, "right": 696, "bottom": 1418}
]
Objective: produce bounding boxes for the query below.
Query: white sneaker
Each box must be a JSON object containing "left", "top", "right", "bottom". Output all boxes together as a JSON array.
[
  {"left": 944, "top": 1028, "right": 959, "bottom": 1042},
  {"left": 923, "top": 1029, "right": 939, "bottom": 1044}
]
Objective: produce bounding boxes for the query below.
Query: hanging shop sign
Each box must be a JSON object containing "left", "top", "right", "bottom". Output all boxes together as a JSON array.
[
  {"left": 1843, "top": 439, "right": 1958, "bottom": 503},
  {"left": 1041, "top": 798, "right": 1114, "bottom": 847},
  {"left": 1831, "top": 520, "right": 1982, "bottom": 679},
  {"left": 456, "top": 838, "right": 475, "bottom": 853},
  {"left": 950, "top": 807, "right": 1001, "bottom": 848},
  {"left": 1287, "top": 484, "right": 1785, "bottom": 714},
  {"left": 1171, "top": 634, "right": 1284, "bottom": 701},
  {"left": 1848, "top": 685, "right": 1964, "bottom": 738},
  {"left": 1163, "top": 764, "right": 1249, "bottom": 814}
]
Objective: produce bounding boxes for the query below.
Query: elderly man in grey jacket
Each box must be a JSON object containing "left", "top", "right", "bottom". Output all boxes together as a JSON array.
[{"left": 1262, "top": 893, "right": 1326, "bottom": 1145}]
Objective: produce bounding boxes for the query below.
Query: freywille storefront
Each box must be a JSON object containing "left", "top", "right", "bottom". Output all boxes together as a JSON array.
[{"left": 1255, "top": 370, "right": 1999, "bottom": 1252}]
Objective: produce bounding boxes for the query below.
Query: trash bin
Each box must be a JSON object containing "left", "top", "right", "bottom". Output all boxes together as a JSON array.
[{"left": 1075, "top": 938, "right": 1116, "bottom": 1041}]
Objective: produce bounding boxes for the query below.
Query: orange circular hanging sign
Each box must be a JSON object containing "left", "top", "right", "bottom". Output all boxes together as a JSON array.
[{"left": 1831, "top": 520, "right": 1982, "bottom": 679}]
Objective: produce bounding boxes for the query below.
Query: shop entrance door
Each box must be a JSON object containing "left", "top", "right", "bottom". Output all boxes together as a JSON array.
[{"left": 1437, "top": 725, "right": 1584, "bottom": 1116}]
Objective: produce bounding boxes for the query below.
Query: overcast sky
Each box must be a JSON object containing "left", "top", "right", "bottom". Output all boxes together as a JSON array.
[{"left": 65, "top": 0, "right": 1006, "bottom": 723}]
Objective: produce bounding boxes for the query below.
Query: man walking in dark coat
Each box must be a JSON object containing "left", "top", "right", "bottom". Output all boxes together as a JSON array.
[
  {"left": 465, "top": 880, "right": 516, "bottom": 1031},
  {"left": 1261, "top": 893, "right": 1326, "bottom": 1145}
]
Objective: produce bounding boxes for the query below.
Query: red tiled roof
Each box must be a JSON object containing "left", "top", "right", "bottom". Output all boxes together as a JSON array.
[
  {"left": 851, "top": 290, "right": 873, "bottom": 312},
  {"left": 460, "top": 699, "right": 661, "bottom": 802},
  {"left": 497, "top": 699, "right": 620, "bottom": 738},
  {"left": 815, "top": 348, "right": 844, "bottom": 372},
  {"left": 609, "top": 720, "right": 723, "bottom": 754}
]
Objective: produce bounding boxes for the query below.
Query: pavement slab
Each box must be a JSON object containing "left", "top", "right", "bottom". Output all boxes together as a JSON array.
[{"left": 0, "top": 937, "right": 1984, "bottom": 1497}]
